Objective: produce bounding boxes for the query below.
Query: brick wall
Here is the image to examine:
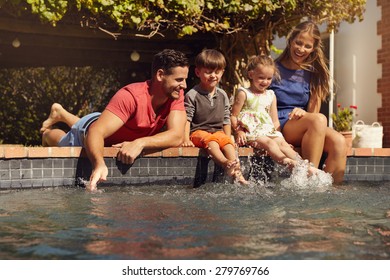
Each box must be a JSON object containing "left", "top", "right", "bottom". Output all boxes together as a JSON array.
[
  {"left": 378, "top": 0, "right": 390, "bottom": 147},
  {"left": 1, "top": 146, "right": 390, "bottom": 189}
]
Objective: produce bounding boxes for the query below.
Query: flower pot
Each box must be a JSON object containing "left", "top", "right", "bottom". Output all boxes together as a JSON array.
[{"left": 340, "top": 131, "right": 352, "bottom": 151}]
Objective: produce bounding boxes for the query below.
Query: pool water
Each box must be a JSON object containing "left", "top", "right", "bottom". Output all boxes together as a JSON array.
[{"left": 0, "top": 181, "right": 390, "bottom": 260}]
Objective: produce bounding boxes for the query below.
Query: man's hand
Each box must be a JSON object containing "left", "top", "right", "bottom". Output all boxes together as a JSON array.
[
  {"left": 113, "top": 139, "right": 144, "bottom": 165},
  {"left": 87, "top": 163, "right": 108, "bottom": 192}
]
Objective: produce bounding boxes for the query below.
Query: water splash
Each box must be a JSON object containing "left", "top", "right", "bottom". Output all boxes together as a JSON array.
[{"left": 280, "top": 159, "right": 333, "bottom": 191}]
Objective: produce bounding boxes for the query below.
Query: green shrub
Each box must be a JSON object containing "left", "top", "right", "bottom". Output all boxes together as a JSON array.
[{"left": 0, "top": 66, "right": 121, "bottom": 145}]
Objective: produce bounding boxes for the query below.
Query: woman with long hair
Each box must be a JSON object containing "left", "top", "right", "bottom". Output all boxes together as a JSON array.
[{"left": 270, "top": 21, "right": 347, "bottom": 183}]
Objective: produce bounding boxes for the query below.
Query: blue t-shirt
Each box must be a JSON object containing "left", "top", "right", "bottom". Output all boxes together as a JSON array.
[{"left": 269, "top": 61, "right": 311, "bottom": 129}]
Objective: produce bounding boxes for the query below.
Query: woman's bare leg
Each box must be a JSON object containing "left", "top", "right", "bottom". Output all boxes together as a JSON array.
[
  {"left": 282, "top": 113, "right": 327, "bottom": 167},
  {"left": 323, "top": 127, "right": 347, "bottom": 184}
]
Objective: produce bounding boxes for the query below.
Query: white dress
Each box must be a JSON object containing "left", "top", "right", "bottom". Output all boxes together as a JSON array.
[{"left": 237, "top": 87, "right": 283, "bottom": 141}]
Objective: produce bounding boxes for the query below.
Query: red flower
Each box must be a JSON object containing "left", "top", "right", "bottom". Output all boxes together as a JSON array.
[
  {"left": 337, "top": 103, "right": 341, "bottom": 108},
  {"left": 350, "top": 105, "right": 358, "bottom": 110}
]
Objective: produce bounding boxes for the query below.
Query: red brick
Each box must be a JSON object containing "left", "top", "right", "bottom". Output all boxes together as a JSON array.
[
  {"left": 49, "top": 147, "right": 73, "bottom": 157},
  {"left": 373, "top": 148, "right": 390, "bottom": 156},
  {"left": 353, "top": 148, "right": 373, "bottom": 156},
  {"left": 142, "top": 149, "right": 163, "bottom": 157},
  {"left": 181, "top": 147, "right": 200, "bottom": 157},
  {"left": 70, "top": 147, "right": 83, "bottom": 157},
  {"left": 346, "top": 146, "right": 353, "bottom": 156},
  {"left": 4, "top": 147, "right": 27, "bottom": 158},
  {"left": 238, "top": 147, "right": 254, "bottom": 157},
  {"left": 103, "top": 147, "right": 119, "bottom": 158},
  {"left": 162, "top": 147, "right": 181, "bottom": 157},
  {"left": 28, "top": 147, "right": 50, "bottom": 158}
]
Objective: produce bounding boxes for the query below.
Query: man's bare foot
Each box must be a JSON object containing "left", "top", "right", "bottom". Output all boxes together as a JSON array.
[{"left": 40, "top": 103, "right": 64, "bottom": 133}]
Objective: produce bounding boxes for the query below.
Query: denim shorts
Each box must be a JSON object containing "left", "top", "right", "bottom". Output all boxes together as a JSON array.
[{"left": 58, "top": 112, "right": 101, "bottom": 147}]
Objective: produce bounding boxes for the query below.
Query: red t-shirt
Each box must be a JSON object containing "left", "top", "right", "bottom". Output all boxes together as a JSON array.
[{"left": 104, "top": 81, "right": 185, "bottom": 146}]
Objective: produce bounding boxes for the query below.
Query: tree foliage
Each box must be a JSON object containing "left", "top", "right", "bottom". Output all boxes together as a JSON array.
[
  {"left": 0, "top": 0, "right": 366, "bottom": 87},
  {"left": 1, "top": 0, "right": 366, "bottom": 39},
  {"left": 0, "top": 0, "right": 366, "bottom": 144},
  {"left": 0, "top": 67, "right": 120, "bottom": 145}
]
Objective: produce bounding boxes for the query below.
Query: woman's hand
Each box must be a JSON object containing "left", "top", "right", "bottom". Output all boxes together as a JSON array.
[{"left": 288, "top": 108, "right": 306, "bottom": 120}]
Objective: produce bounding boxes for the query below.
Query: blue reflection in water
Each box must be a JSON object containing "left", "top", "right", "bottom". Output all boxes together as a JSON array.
[{"left": 0, "top": 181, "right": 390, "bottom": 260}]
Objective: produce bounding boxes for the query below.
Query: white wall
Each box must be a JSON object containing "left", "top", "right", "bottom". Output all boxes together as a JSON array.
[
  {"left": 334, "top": 1, "right": 381, "bottom": 124},
  {"left": 272, "top": 2, "right": 381, "bottom": 124}
]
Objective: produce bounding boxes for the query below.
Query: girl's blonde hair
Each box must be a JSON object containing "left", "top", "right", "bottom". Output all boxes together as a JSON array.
[
  {"left": 246, "top": 55, "right": 280, "bottom": 80},
  {"left": 276, "top": 21, "right": 330, "bottom": 102}
]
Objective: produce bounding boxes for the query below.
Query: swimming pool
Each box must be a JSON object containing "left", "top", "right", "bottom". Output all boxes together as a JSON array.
[{"left": 1, "top": 180, "right": 389, "bottom": 260}]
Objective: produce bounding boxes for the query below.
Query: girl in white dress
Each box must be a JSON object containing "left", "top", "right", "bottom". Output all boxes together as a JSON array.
[{"left": 231, "top": 55, "right": 318, "bottom": 174}]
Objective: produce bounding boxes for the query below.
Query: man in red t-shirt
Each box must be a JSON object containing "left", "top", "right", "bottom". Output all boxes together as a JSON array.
[{"left": 41, "top": 49, "right": 189, "bottom": 191}]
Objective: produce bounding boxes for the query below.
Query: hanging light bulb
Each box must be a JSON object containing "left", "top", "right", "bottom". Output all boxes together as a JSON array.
[
  {"left": 12, "top": 38, "right": 21, "bottom": 48},
  {"left": 130, "top": 50, "right": 140, "bottom": 62}
]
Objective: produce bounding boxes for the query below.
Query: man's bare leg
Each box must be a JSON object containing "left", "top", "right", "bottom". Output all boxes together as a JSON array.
[
  {"left": 40, "top": 103, "right": 80, "bottom": 133},
  {"left": 42, "top": 129, "right": 67, "bottom": 146}
]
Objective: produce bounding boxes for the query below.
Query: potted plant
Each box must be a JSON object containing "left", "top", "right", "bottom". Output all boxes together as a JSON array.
[{"left": 331, "top": 104, "right": 357, "bottom": 149}]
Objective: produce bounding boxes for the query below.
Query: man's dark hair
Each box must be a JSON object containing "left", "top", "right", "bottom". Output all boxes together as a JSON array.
[{"left": 151, "top": 49, "right": 189, "bottom": 75}]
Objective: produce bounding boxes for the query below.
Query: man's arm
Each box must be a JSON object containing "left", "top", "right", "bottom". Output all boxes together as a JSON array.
[
  {"left": 181, "top": 120, "right": 195, "bottom": 147},
  {"left": 84, "top": 109, "right": 124, "bottom": 191},
  {"left": 115, "top": 110, "right": 186, "bottom": 161}
]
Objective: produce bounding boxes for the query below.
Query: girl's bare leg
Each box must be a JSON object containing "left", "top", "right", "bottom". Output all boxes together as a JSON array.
[
  {"left": 40, "top": 103, "right": 80, "bottom": 133},
  {"left": 250, "top": 136, "right": 320, "bottom": 176},
  {"left": 274, "top": 137, "right": 300, "bottom": 160},
  {"left": 249, "top": 136, "right": 291, "bottom": 165}
]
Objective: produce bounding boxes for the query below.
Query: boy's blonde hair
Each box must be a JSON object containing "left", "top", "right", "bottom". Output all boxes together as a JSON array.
[{"left": 195, "top": 49, "right": 226, "bottom": 70}]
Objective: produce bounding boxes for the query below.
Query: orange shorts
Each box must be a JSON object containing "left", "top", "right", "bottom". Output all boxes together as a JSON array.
[{"left": 190, "top": 130, "right": 234, "bottom": 149}]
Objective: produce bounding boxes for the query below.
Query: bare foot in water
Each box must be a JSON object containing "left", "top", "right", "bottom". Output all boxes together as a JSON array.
[
  {"left": 233, "top": 167, "right": 250, "bottom": 185},
  {"left": 224, "top": 159, "right": 238, "bottom": 177},
  {"left": 308, "top": 165, "right": 320, "bottom": 177},
  {"left": 40, "top": 103, "right": 64, "bottom": 133},
  {"left": 224, "top": 160, "right": 249, "bottom": 185}
]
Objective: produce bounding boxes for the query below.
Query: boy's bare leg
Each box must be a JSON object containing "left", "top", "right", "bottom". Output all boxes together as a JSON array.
[
  {"left": 207, "top": 141, "right": 233, "bottom": 168},
  {"left": 40, "top": 103, "right": 80, "bottom": 133},
  {"left": 222, "top": 143, "right": 249, "bottom": 185}
]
